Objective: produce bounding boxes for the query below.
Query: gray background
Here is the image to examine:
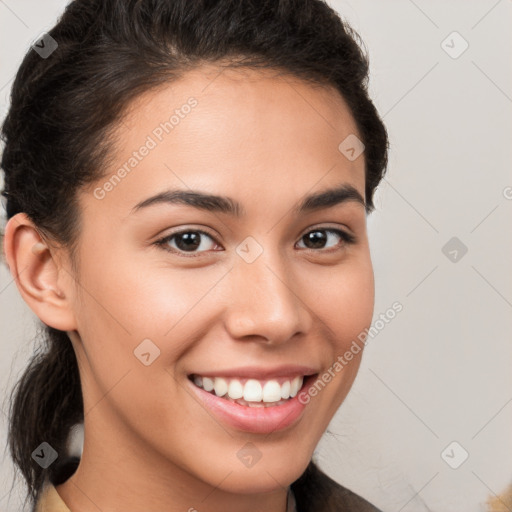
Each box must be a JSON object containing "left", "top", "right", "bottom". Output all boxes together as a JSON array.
[{"left": 1, "top": 1, "right": 511, "bottom": 511}]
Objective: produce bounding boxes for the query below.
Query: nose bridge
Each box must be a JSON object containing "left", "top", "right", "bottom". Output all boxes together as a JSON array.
[{"left": 225, "top": 244, "right": 310, "bottom": 343}]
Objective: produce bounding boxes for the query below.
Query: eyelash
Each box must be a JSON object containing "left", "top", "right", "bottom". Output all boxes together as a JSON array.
[{"left": 153, "top": 226, "right": 356, "bottom": 258}]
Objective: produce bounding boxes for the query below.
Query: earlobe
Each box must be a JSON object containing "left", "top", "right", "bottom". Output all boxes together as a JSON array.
[{"left": 3, "top": 212, "right": 77, "bottom": 331}]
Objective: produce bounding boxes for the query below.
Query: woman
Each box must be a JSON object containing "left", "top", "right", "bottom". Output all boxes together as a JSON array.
[{"left": 1, "top": 0, "right": 389, "bottom": 511}]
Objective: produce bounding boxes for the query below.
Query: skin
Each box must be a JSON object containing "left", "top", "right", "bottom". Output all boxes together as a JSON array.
[{"left": 4, "top": 64, "right": 374, "bottom": 512}]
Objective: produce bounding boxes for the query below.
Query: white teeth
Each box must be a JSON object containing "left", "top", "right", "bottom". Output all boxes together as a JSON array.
[
  {"left": 192, "top": 374, "right": 305, "bottom": 403},
  {"left": 243, "top": 379, "right": 262, "bottom": 402},
  {"left": 214, "top": 377, "right": 228, "bottom": 397},
  {"left": 290, "top": 376, "right": 302, "bottom": 397},
  {"left": 227, "top": 379, "right": 244, "bottom": 399},
  {"left": 262, "top": 380, "right": 282, "bottom": 402},
  {"left": 281, "top": 380, "right": 291, "bottom": 399},
  {"left": 202, "top": 376, "right": 214, "bottom": 392}
]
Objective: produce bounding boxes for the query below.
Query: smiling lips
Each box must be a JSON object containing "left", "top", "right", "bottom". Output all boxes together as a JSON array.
[
  {"left": 191, "top": 374, "right": 305, "bottom": 406},
  {"left": 188, "top": 372, "right": 318, "bottom": 433}
]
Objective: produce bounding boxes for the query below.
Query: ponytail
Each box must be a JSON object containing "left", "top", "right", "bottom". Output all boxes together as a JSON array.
[{"left": 7, "top": 325, "right": 83, "bottom": 508}]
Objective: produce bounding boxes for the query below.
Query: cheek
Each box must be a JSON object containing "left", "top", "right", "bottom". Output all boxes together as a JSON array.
[
  {"left": 312, "top": 257, "right": 375, "bottom": 348},
  {"left": 70, "top": 256, "right": 202, "bottom": 438},
  {"left": 290, "top": 262, "right": 374, "bottom": 437},
  {"left": 75, "top": 245, "right": 215, "bottom": 339},
  {"left": 307, "top": 258, "right": 374, "bottom": 389}
]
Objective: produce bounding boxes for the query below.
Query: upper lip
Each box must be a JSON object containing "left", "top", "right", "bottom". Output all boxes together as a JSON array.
[{"left": 188, "top": 365, "right": 319, "bottom": 380}]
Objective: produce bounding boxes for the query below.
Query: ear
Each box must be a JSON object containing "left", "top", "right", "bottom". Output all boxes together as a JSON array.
[{"left": 3, "top": 212, "right": 78, "bottom": 331}]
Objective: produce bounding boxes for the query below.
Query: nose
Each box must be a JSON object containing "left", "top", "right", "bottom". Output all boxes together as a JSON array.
[{"left": 223, "top": 253, "right": 312, "bottom": 345}]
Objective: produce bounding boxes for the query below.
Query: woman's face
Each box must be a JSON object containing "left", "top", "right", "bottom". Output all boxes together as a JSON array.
[{"left": 62, "top": 65, "right": 374, "bottom": 495}]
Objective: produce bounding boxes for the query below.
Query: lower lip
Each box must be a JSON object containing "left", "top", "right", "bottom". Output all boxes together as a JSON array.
[{"left": 187, "top": 375, "right": 317, "bottom": 434}]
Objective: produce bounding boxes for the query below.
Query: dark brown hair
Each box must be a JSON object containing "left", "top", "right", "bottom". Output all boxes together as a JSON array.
[{"left": 1, "top": 0, "right": 388, "bottom": 510}]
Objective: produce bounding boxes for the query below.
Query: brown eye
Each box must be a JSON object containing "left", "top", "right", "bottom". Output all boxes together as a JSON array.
[
  {"left": 155, "top": 229, "right": 219, "bottom": 256},
  {"left": 296, "top": 228, "right": 355, "bottom": 251}
]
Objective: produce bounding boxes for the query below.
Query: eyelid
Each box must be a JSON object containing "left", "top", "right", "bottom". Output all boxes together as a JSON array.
[{"left": 298, "top": 223, "right": 355, "bottom": 240}]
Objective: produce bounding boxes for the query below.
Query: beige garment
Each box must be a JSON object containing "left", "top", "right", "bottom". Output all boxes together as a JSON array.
[{"left": 35, "top": 481, "right": 70, "bottom": 512}]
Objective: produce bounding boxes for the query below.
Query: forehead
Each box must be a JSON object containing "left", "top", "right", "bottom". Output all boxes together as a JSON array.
[{"left": 84, "top": 64, "right": 365, "bottom": 220}]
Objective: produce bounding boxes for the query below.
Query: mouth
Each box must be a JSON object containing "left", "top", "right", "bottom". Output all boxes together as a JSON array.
[
  {"left": 187, "top": 372, "right": 319, "bottom": 433},
  {"left": 187, "top": 373, "right": 318, "bottom": 408}
]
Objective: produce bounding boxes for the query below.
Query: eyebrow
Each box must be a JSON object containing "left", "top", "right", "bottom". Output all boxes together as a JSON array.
[{"left": 130, "top": 183, "right": 366, "bottom": 217}]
